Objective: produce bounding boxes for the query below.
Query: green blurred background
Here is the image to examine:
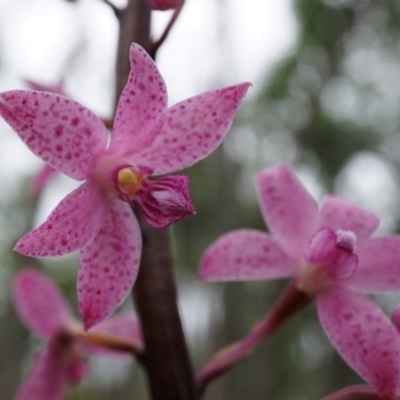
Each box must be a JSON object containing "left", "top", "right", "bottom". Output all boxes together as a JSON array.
[{"left": 1, "top": 0, "right": 400, "bottom": 399}]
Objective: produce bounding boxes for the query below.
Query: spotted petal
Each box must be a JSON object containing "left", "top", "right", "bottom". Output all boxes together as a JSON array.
[
  {"left": 109, "top": 43, "right": 167, "bottom": 157},
  {"left": 345, "top": 237, "right": 400, "bottom": 292},
  {"left": 317, "top": 288, "right": 400, "bottom": 399},
  {"left": 13, "top": 269, "right": 73, "bottom": 339},
  {"left": 15, "top": 179, "right": 105, "bottom": 257},
  {"left": 320, "top": 196, "right": 379, "bottom": 241},
  {"left": 320, "top": 385, "right": 391, "bottom": 400},
  {"left": 200, "top": 229, "right": 296, "bottom": 281},
  {"left": 132, "top": 82, "right": 251, "bottom": 175},
  {"left": 78, "top": 197, "right": 142, "bottom": 329},
  {"left": 256, "top": 164, "right": 320, "bottom": 260},
  {"left": 0, "top": 91, "right": 107, "bottom": 179}
]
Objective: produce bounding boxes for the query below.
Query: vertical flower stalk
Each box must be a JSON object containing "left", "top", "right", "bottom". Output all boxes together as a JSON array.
[{"left": 116, "top": 1, "right": 195, "bottom": 399}]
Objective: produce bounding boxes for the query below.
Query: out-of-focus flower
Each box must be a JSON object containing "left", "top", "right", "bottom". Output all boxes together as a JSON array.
[
  {"left": 23, "top": 78, "right": 66, "bottom": 96},
  {"left": 201, "top": 163, "right": 400, "bottom": 399},
  {"left": 0, "top": 43, "right": 250, "bottom": 328},
  {"left": 14, "top": 268, "right": 142, "bottom": 400},
  {"left": 29, "top": 164, "right": 58, "bottom": 198},
  {"left": 148, "top": 0, "right": 183, "bottom": 11}
]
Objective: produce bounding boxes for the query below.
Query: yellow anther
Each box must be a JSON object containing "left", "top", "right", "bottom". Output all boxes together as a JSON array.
[
  {"left": 118, "top": 168, "right": 137, "bottom": 184},
  {"left": 117, "top": 168, "right": 143, "bottom": 197}
]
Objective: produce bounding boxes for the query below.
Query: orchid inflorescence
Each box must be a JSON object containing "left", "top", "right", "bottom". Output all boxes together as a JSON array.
[{"left": 1, "top": 13, "right": 400, "bottom": 400}]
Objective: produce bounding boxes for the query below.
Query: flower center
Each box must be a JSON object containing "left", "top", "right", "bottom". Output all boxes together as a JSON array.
[
  {"left": 117, "top": 167, "right": 144, "bottom": 198},
  {"left": 297, "top": 263, "right": 331, "bottom": 295},
  {"left": 92, "top": 155, "right": 148, "bottom": 201},
  {"left": 296, "top": 228, "right": 358, "bottom": 296}
]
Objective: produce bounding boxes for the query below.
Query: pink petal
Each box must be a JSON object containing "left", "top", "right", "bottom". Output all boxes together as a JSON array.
[
  {"left": 320, "top": 196, "right": 379, "bottom": 240},
  {"left": 317, "top": 288, "right": 400, "bottom": 399},
  {"left": 28, "top": 164, "right": 57, "bottom": 197},
  {"left": 132, "top": 82, "right": 251, "bottom": 175},
  {"left": 0, "top": 91, "right": 107, "bottom": 179},
  {"left": 391, "top": 304, "right": 400, "bottom": 333},
  {"left": 78, "top": 197, "right": 142, "bottom": 329},
  {"left": 135, "top": 174, "right": 196, "bottom": 228},
  {"left": 320, "top": 385, "right": 389, "bottom": 400},
  {"left": 148, "top": 0, "right": 183, "bottom": 10},
  {"left": 345, "top": 237, "right": 400, "bottom": 292},
  {"left": 15, "top": 179, "right": 105, "bottom": 257},
  {"left": 88, "top": 313, "right": 143, "bottom": 351},
  {"left": 13, "top": 269, "right": 73, "bottom": 340},
  {"left": 66, "top": 359, "right": 90, "bottom": 384},
  {"left": 304, "top": 228, "right": 357, "bottom": 282},
  {"left": 108, "top": 44, "right": 167, "bottom": 156},
  {"left": 256, "top": 164, "right": 320, "bottom": 260},
  {"left": 200, "top": 229, "right": 296, "bottom": 281},
  {"left": 15, "top": 349, "right": 67, "bottom": 400}
]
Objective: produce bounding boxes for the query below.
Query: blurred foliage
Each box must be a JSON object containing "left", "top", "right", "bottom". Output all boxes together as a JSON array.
[{"left": 1, "top": 0, "right": 400, "bottom": 399}]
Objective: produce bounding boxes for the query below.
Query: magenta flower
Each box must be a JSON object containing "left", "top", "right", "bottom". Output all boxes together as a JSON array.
[
  {"left": 0, "top": 43, "right": 250, "bottom": 328},
  {"left": 13, "top": 268, "right": 142, "bottom": 400},
  {"left": 148, "top": 0, "right": 183, "bottom": 11},
  {"left": 200, "top": 163, "right": 400, "bottom": 399}
]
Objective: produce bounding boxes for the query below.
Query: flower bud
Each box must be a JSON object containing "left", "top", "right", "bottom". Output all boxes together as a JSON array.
[{"left": 148, "top": 0, "right": 183, "bottom": 11}]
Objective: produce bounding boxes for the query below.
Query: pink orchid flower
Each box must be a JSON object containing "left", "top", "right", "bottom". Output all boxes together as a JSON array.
[
  {"left": 200, "top": 163, "right": 400, "bottom": 400},
  {"left": 148, "top": 0, "right": 183, "bottom": 11},
  {"left": 13, "top": 268, "right": 143, "bottom": 400},
  {"left": 0, "top": 43, "right": 251, "bottom": 329}
]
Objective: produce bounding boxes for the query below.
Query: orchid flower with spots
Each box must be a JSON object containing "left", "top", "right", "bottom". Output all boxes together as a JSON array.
[
  {"left": 200, "top": 163, "right": 400, "bottom": 400},
  {"left": 0, "top": 43, "right": 250, "bottom": 329},
  {"left": 13, "top": 268, "right": 142, "bottom": 400}
]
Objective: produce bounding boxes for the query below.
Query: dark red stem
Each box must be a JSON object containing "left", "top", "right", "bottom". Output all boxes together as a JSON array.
[
  {"left": 133, "top": 224, "right": 199, "bottom": 400},
  {"left": 196, "top": 282, "right": 311, "bottom": 392},
  {"left": 148, "top": 3, "right": 184, "bottom": 59}
]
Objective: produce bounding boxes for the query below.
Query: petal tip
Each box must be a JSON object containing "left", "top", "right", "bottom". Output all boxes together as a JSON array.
[{"left": 13, "top": 239, "right": 29, "bottom": 256}]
